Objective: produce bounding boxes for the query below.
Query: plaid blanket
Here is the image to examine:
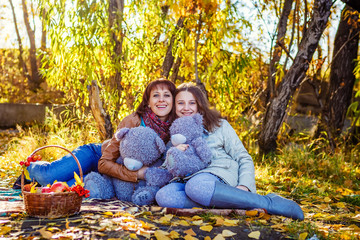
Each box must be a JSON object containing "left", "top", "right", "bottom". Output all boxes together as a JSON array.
[{"left": 0, "top": 188, "right": 263, "bottom": 217}]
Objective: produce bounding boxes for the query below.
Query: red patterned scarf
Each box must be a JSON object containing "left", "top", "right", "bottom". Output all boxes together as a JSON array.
[{"left": 142, "top": 107, "right": 171, "bottom": 143}]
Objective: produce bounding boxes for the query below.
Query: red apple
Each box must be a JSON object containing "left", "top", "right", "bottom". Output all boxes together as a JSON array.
[
  {"left": 50, "top": 182, "right": 69, "bottom": 193},
  {"left": 41, "top": 187, "right": 52, "bottom": 193}
]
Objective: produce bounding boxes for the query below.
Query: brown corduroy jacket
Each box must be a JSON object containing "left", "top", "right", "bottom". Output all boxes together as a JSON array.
[{"left": 98, "top": 113, "right": 141, "bottom": 182}]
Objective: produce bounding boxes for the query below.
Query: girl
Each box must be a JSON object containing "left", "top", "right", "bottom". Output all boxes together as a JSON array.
[
  {"left": 155, "top": 83, "right": 304, "bottom": 221},
  {"left": 20, "top": 78, "right": 176, "bottom": 187}
]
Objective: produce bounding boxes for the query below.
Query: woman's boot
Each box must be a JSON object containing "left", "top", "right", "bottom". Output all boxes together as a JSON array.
[{"left": 209, "top": 182, "right": 304, "bottom": 220}]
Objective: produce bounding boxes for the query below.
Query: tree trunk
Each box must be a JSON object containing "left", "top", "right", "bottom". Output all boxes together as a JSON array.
[
  {"left": 108, "top": 0, "right": 124, "bottom": 108},
  {"left": 266, "top": 0, "right": 293, "bottom": 102},
  {"left": 39, "top": 7, "right": 47, "bottom": 71},
  {"left": 162, "top": 17, "right": 185, "bottom": 79},
  {"left": 320, "top": 5, "right": 359, "bottom": 144},
  {"left": 258, "top": 0, "right": 333, "bottom": 156},
  {"left": 283, "top": 0, "right": 297, "bottom": 71},
  {"left": 89, "top": 81, "right": 114, "bottom": 141},
  {"left": 170, "top": 57, "right": 182, "bottom": 82},
  {"left": 21, "top": 0, "right": 41, "bottom": 91},
  {"left": 341, "top": 0, "right": 360, "bottom": 12},
  {"left": 9, "top": 0, "right": 30, "bottom": 83},
  {"left": 194, "top": 13, "right": 208, "bottom": 97}
]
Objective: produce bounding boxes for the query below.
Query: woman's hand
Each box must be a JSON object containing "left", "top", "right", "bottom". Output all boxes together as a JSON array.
[
  {"left": 137, "top": 166, "right": 148, "bottom": 180},
  {"left": 176, "top": 144, "right": 189, "bottom": 151},
  {"left": 236, "top": 185, "right": 250, "bottom": 192}
]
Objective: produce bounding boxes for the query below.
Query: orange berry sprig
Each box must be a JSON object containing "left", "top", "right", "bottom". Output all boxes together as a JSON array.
[{"left": 19, "top": 154, "right": 42, "bottom": 167}]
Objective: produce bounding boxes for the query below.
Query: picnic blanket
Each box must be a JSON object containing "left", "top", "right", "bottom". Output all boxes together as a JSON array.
[{"left": 0, "top": 188, "right": 264, "bottom": 217}]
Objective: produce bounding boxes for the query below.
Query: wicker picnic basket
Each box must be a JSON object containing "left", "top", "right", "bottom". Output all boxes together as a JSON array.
[{"left": 21, "top": 145, "right": 84, "bottom": 218}]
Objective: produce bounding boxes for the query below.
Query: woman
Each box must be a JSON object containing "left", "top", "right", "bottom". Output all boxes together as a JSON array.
[
  {"left": 155, "top": 83, "right": 304, "bottom": 221},
  {"left": 18, "top": 78, "right": 176, "bottom": 187}
]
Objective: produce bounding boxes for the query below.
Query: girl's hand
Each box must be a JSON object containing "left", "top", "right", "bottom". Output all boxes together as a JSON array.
[
  {"left": 176, "top": 144, "right": 189, "bottom": 151},
  {"left": 236, "top": 185, "right": 250, "bottom": 192},
  {"left": 137, "top": 166, "right": 148, "bottom": 180}
]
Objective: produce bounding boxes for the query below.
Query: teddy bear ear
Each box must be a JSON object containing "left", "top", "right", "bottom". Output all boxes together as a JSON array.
[
  {"left": 193, "top": 113, "right": 203, "bottom": 125},
  {"left": 115, "top": 128, "right": 130, "bottom": 141},
  {"left": 155, "top": 137, "right": 166, "bottom": 154}
]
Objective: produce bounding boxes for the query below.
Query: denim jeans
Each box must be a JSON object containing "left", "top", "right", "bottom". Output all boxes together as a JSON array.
[{"left": 27, "top": 143, "right": 102, "bottom": 186}]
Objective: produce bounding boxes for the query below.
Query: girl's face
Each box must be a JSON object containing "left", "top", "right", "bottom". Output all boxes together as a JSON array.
[
  {"left": 175, "top": 91, "right": 198, "bottom": 117},
  {"left": 148, "top": 85, "right": 173, "bottom": 121}
]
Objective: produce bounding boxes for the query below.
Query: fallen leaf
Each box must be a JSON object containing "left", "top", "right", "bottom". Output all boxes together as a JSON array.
[
  {"left": 128, "top": 233, "right": 138, "bottom": 239},
  {"left": 192, "top": 220, "right": 203, "bottom": 225},
  {"left": 248, "top": 231, "right": 260, "bottom": 239},
  {"left": 159, "top": 214, "right": 173, "bottom": 224},
  {"left": 204, "top": 237, "right": 211, "bottom": 240},
  {"left": 192, "top": 215, "right": 202, "bottom": 220},
  {"left": 184, "top": 228, "right": 196, "bottom": 236},
  {"left": 0, "top": 226, "right": 12, "bottom": 235},
  {"left": 38, "top": 227, "right": 53, "bottom": 239},
  {"left": 299, "top": 232, "right": 308, "bottom": 240},
  {"left": 184, "top": 235, "right": 198, "bottom": 240},
  {"left": 179, "top": 220, "right": 190, "bottom": 226},
  {"left": 154, "top": 230, "right": 170, "bottom": 240},
  {"left": 103, "top": 211, "right": 113, "bottom": 216},
  {"left": 213, "top": 234, "right": 225, "bottom": 240},
  {"left": 169, "top": 230, "right": 180, "bottom": 238},
  {"left": 324, "top": 197, "right": 332, "bottom": 203},
  {"left": 200, "top": 225, "right": 213, "bottom": 232},
  {"left": 222, "top": 229, "right": 236, "bottom": 237},
  {"left": 223, "top": 219, "right": 239, "bottom": 226},
  {"left": 246, "top": 210, "right": 259, "bottom": 217}
]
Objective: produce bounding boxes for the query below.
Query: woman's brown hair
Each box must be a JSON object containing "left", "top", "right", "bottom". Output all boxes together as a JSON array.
[
  {"left": 175, "top": 82, "right": 222, "bottom": 132},
  {"left": 136, "top": 78, "right": 176, "bottom": 122}
]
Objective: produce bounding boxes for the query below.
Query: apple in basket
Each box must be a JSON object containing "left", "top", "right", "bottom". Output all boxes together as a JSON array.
[
  {"left": 50, "top": 182, "right": 70, "bottom": 193},
  {"left": 41, "top": 187, "right": 52, "bottom": 193}
]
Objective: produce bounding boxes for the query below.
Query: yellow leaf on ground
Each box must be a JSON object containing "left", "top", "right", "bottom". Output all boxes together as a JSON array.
[
  {"left": 223, "top": 219, "right": 239, "bottom": 226},
  {"left": 0, "top": 226, "right": 12, "bottom": 235},
  {"left": 211, "top": 216, "right": 224, "bottom": 226},
  {"left": 192, "top": 215, "right": 202, "bottom": 220},
  {"left": 178, "top": 220, "right": 190, "bottom": 226},
  {"left": 129, "top": 233, "right": 138, "bottom": 239},
  {"left": 184, "top": 235, "right": 198, "bottom": 240},
  {"left": 246, "top": 210, "right": 258, "bottom": 217},
  {"left": 204, "top": 237, "right": 211, "bottom": 240},
  {"left": 299, "top": 232, "right": 308, "bottom": 240},
  {"left": 184, "top": 228, "right": 196, "bottom": 236},
  {"left": 103, "top": 211, "right": 113, "bottom": 216},
  {"left": 199, "top": 225, "right": 213, "bottom": 232},
  {"left": 336, "top": 202, "right": 346, "bottom": 208},
  {"left": 248, "top": 231, "right": 260, "bottom": 239},
  {"left": 169, "top": 231, "right": 180, "bottom": 238},
  {"left": 38, "top": 227, "right": 53, "bottom": 239},
  {"left": 159, "top": 214, "right": 173, "bottom": 224},
  {"left": 324, "top": 197, "right": 332, "bottom": 203},
  {"left": 154, "top": 230, "right": 170, "bottom": 240},
  {"left": 222, "top": 229, "right": 236, "bottom": 237},
  {"left": 213, "top": 234, "right": 225, "bottom": 240},
  {"left": 192, "top": 220, "right": 203, "bottom": 225}
]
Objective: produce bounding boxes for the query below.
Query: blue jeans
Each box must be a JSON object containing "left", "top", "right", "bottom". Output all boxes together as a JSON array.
[
  {"left": 156, "top": 173, "right": 221, "bottom": 208},
  {"left": 27, "top": 143, "right": 102, "bottom": 186}
]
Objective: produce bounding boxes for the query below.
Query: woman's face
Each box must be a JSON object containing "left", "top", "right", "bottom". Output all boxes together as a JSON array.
[
  {"left": 175, "top": 91, "right": 198, "bottom": 117},
  {"left": 148, "top": 85, "right": 173, "bottom": 121}
]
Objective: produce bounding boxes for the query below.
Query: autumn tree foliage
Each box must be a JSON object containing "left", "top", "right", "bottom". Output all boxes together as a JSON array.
[{"left": 2, "top": 0, "right": 360, "bottom": 151}]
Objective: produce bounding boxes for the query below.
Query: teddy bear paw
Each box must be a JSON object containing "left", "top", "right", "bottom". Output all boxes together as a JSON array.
[{"left": 132, "top": 186, "right": 158, "bottom": 206}]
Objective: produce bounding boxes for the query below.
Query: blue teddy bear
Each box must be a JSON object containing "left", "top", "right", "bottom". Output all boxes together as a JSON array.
[
  {"left": 165, "top": 113, "right": 212, "bottom": 178},
  {"left": 84, "top": 126, "right": 173, "bottom": 205}
]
